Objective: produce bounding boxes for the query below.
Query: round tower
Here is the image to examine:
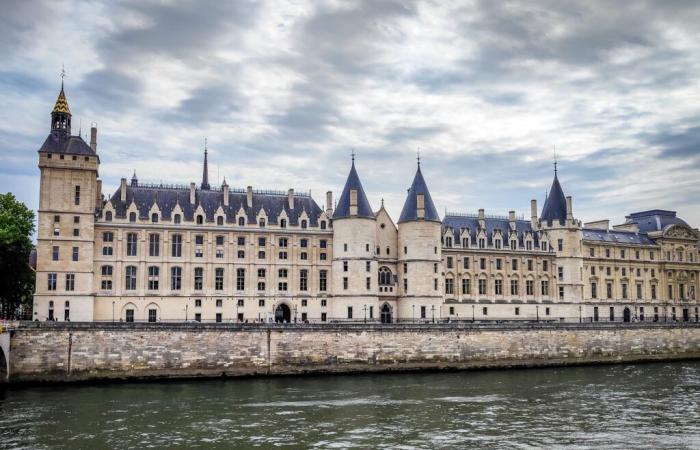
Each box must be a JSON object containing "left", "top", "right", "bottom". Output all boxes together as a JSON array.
[
  {"left": 330, "top": 157, "right": 379, "bottom": 321},
  {"left": 397, "top": 162, "right": 442, "bottom": 322}
]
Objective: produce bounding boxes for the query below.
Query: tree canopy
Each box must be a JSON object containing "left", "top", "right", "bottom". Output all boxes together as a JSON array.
[{"left": 0, "top": 193, "right": 35, "bottom": 319}]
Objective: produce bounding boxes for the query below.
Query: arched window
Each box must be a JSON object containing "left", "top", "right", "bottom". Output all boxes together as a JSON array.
[
  {"left": 238, "top": 217, "right": 245, "bottom": 226},
  {"left": 320, "top": 220, "right": 326, "bottom": 230},
  {"left": 301, "top": 219, "right": 307, "bottom": 229},
  {"left": 280, "top": 219, "right": 287, "bottom": 228},
  {"left": 378, "top": 267, "right": 393, "bottom": 286},
  {"left": 105, "top": 211, "right": 112, "bottom": 222},
  {"left": 174, "top": 214, "right": 181, "bottom": 224},
  {"left": 197, "top": 215, "right": 204, "bottom": 225},
  {"left": 151, "top": 213, "right": 158, "bottom": 223},
  {"left": 217, "top": 216, "right": 224, "bottom": 226},
  {"left": 129, "top": 212, "right": 136, "bottom": 223}
]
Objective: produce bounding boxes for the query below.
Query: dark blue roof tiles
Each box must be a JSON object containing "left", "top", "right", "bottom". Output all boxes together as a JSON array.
[
  {"left": 582, "top": 228, "right": 656, "bottom": 246},
  {"left": 333, "top": 161, "right": 374, "bottom": 220},
  {"left": 39, "top": 133, "right": 96, "bottom": 156},
  {"left": 441, "top": 215, "right": 540, "bottom": 248},
  {"left": 108, "top": 186, "right": 323, "bottom": 226},
  {"left": 398, "top": 166, "right": 440, "bottom": 224},
  {"left": 540, "top": 175, "right": 567, "bottom": 223},
  {"left": 625, "top": 210, "right": 690, "bottom": 233}
]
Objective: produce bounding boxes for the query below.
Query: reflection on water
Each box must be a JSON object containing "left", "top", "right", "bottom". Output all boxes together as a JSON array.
[{"left": 1, "top": 361, "right": 700, "bottom": 449}]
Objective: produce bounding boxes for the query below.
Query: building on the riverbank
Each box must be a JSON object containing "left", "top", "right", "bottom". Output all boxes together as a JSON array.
[{"left": 32, "top": 83, "right": 700, "bottom": 323}]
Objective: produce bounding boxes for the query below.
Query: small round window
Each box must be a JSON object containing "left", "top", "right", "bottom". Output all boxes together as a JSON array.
[{"left": 380, "top": 223, "right": 385, "bottom": 229}]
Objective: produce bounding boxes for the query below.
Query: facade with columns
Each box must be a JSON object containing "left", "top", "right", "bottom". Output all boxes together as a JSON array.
[{"left": 33, "top": 85, "right": 700, "bottom": 323}]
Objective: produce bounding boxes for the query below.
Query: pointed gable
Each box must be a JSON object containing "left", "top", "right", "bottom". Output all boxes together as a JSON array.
[
  {"left": 333, "top": 161, "right": 374, "bottom": 219},
  {"left": 541, "top": 174, "right": 567, "bottom": 222},
  {"left": 398, "top": 165, "right": 440, "bottom": 223}
]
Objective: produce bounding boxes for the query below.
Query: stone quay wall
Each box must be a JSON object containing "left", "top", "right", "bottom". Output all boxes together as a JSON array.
[{"left": 6, "top": 322, "right": 700, "bottom": 383}]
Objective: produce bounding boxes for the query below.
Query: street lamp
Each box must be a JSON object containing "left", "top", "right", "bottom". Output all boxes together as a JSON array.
[
  {"left": 112, "top": 301, "right": 115, "bottom": 323},
  {"left": 293, "top": 305, "right": 298, "bottom": 323},
  {"left": 579, "top": 305, "right": 582, "bottom": 323},
  {"left": 536, "top": 305, "right": 539, "bottom": 322},
  {"left": 363, "top": 304, "right": 367, "bottom": 323},
  {"left": 412, "top": 304, "right": 415, "bottom": 323},
  {"left": 431, "top": 305, "right": 435, "bottom": 323},
  {"left": 472, "top": 304, "right": 475, "bottom": 323},
  {"left": 185, "top": 304, "right": 189, "bottom": 322}
]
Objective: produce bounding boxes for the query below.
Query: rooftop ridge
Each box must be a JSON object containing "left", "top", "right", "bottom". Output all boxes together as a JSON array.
[
  {"left": 445, "top": 211, "right": 525, "bottom": 220},
  {"left": 135, "top": 182, "right": 311, "bottom": 197}
]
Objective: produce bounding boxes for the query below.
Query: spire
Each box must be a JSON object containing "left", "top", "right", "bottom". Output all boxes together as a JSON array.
[
  {"left": 201, "top": 138, "right": 210, "bottom": 190},
  {"left": 540, "top": 160, "right": 567, "bottom": 223},
  {"left": 398, "top": 161, "right": 440, "bottom": 223},
  {"left": 333, "top": 155, "right": 374, "bottom": 219},
  {"left": 51, "top": 69, "right": 71, "bottom": 136}
]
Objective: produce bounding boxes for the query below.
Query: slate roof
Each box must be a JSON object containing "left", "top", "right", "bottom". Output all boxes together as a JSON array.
[
  {"left": 624, "top": 210, "right": 690, "bottom": 233},
  {"left": 52, "top": 86, "right": 70, "bottom": 114},
  {"left": 107, "top": 184, "right": 323, "bottom": 226},
  {"left": 398, "top": 165, "right": 440, "bottom": 223},
  {"left": 333, "top": 161, "right": 374, "bottom": 220},
  {"left": 582, "top": 229, "right": 656, "bottom": 246},
  {"left": 442, "top": 214, "right": 541, "bottom": 248},
  {"left": 540, "top": 174, "right": 567, "bottom": 223},
  {"left": 38, "top": 133, "right": 95, "bottom": 156}
]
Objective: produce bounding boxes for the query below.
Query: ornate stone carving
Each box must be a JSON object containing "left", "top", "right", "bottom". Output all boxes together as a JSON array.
[{"left": 664, "top": 225, "right": 698, "bottom": 240}]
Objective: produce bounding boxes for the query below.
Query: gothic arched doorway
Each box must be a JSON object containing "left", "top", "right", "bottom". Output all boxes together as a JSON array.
[
  {"left": 623, "top": 307, "right": 631, "bottom": 323},
  {"left": 381, "top": 304, "right": 392, "bottom": 324},
  {"left": 275, "top": 304, "right": 291, "bottom": 323}
]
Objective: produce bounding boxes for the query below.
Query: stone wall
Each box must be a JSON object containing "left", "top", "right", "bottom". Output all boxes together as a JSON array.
[{"left": 7, "top": 323, "right": 700, "bottom": 383}]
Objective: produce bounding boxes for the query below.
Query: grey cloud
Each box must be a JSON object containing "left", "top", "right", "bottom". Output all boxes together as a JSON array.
[
  {"left": 164, "top": 83, "right": 244, "bottom": 125},
  {"left": 644, "top": 126, "right": 700, "bottom": 159},
  {"left": 78, "top": 69, "right": 143, "bottom": 113}
]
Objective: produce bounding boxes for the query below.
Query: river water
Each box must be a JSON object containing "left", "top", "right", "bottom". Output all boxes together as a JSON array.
[{"left": 1, "top": 361, "right": 699, "bottom": 449}]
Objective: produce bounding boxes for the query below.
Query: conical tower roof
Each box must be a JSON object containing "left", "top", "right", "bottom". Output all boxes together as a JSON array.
[
  {"left": 52, "top": 85, "right": 71, "bottom": 115},
  {"left": 541, "top": 174, "right": 567, "bottom": 222},
  {"left": 398, "top": 164, "right": 440, "bottom": 223},
  {"left": 333, "top": 159, "right": 374, "bottom": 219}
]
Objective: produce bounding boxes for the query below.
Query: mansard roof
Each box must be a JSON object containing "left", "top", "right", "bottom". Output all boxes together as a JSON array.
[
  {"left": 540, "top": 174, "right": 567, "bottom": 223},
  {"left": 442, "top": 214, "right": 542, "bottom": 248},
  {"left": 38, "top": 133, "right": 96, "bottom": 156},
  {"left": 107, "top": 184, "right": 323, "bottom": 226},
  {"left": 582, "top": 229, "right": 656, "bottom": 246},
  {"left": 624, "top": 210, "right": 691, "bottom": 234},
  {"left": 398, "top": 165, "right": 440, "bottom": 224},
  {"left": 333, "top": 161, "right": 374, "bottom": 220}
]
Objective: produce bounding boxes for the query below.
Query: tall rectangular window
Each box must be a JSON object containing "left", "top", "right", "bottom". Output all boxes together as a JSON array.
[
  {"left": 215, "top": 268, "right": 224, "bottom": 290},
  {"left": 319, "top": 270, "right": 327, "bottom": 291},
  {"left": 541, "top": 280, "right": 549, "bottom": 296},
  {"left": 445, "top": 278, "right": 454, "bottom": 294},
  {"left": 171, "top": 266, "right": 182, "bottom": 290},
  {"left": 125, "top": 266, "right": 137, "bottom": 290},
  {"left": 300, "top": 269, "right": 308, "bottom": 291},
  {"left": 72, "top": 246, "right": 79, "bottom": 262},
  {"left": 101, "top": 265, "right": 113, "bottom": 290},
  {"left": 74, "top": 185, "right": 80, "bottom": 205},
  {"left": 194, "top": 267, "right": 203, "bottom": 290},
  {"left": 48, "top": 273, "right": 57, "bottom": 290},
  {"left": 237, "top": 268, "right": 245, "bottom": 290},
  {"left": 591, "top": 282, "right": 597, "bottom": 299},
  {"left": 526, "top": 280, "right": 534, "bottom": 296},
  {"left": 478, "top": 279, "right": 486, "bottom": 295},
  {"left": 462, "top": 278, "right": 471, "bottom": 295},
  {"left": 148, "top": 266, "right": 159, "bottom": 290},
  {"left": 171, "top": 234, "right": 182, "bottom": 257},
  {"left": 149, "top": 234, "right": 160, "bottom": 256},
  {"left": 495, "top": 279, "right": 503, "bottom": 295},
  {"left": 126, "top": 232, "right": 138, "bottom": 256},
  {"left": 52, "top": 246, "right": 59, "bottom": 261},
  {"left": 557, "top": 239, "right": 563, "bottom": 251}
]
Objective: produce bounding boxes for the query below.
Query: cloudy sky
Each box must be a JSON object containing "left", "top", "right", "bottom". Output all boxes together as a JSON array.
[{"left": 1, "top": 0, "right": 699, "bottom": 227}]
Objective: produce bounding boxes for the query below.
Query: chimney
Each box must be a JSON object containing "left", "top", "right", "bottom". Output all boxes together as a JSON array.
[
  {"left": 478, "top": 208, "right": 485, "bottom": 229},
  {"left": 90, "top": 124, "right": 97, "bottom": 152},
  {"left": 530, "top": 199, "right": 538, "bottom": 229},
  {"left": 478, "top": 208, "right": 484, "bottom": 220},
  {"left": 223, "top": 183, "right": 229, "bottom": 207},
  {"left": 566, "top": 196, "right": 573, "bottom": 220},
  {"left": 95, "top": 179, "right": 102, "bottom": 209},
  {"left": 326, "top": 191, "right": 333, "bottom": 216},
  {"left": 288, "top": 189, "right": 294, "bottom": 210},
  {"left": 508, "top": 210, "right": 515, "bottom": 221},
  {"left": 246, "top": 186, "right": 253, "bottom": 208},
  {"left": 120, "top": 178, "right": 127, "bottom": 203},
  {"left": 190, "top": 182, "right": 196, "bottom": 205}
]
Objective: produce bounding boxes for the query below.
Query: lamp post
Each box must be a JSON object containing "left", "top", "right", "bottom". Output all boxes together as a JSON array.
[
  {"left": 185, "top": 304, "right": 189, "bottom": 322},
  {"left": 579, "top": 305, "right": 582, "bottom": 323},
  {"left": 293, "top": 305, "right": 297, "bottom": 323},
  {"left": 431, "top": 305, "right": 435, "bottom": 323},
  {"left": 472, "top": 304, "right": 475, "bottom": 323},
  {"left": 112, "top": 301, "right": 115, "bottom": 323},
  {"left": 536, "top": 305, "right": 539, "bottom": 322},
  {"left": 363, "top": 305, "right": 367, "bottom": 323},
  {"left": 412, "top": 304, "right": 415, "bottom": 323}
]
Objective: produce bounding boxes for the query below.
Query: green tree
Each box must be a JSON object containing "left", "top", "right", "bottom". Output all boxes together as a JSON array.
[{"left": 0, "top": 193, "right": 35, "bottom": 319}]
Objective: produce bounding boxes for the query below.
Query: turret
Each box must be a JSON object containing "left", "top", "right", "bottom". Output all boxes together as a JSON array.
[
  {"left": 331, "top": 156, "right": 379, "bottom": 320},
  {"left": 397, "top": 161, "right": 442, "bottom": 321}
]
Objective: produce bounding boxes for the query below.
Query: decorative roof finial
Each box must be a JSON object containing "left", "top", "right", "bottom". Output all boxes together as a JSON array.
[
  {"left": 201, "top": 138, "right": 210, "bottom": 190},
  {"left": 351, "top": 148, "right": 355, "bottom": 163},
  {"left": 417, "top": 148, "right": 421, "bottom": 167},
  {"left": 61, "top": 65, "right": 66, "bottom": 89},
  {"left": 553, "top": 144, "right": 558, "bottom": 176}
]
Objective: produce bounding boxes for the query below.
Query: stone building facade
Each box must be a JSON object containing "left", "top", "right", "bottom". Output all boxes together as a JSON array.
[{"left": 32, "top": 85, "right": 700, "bottom": 323}]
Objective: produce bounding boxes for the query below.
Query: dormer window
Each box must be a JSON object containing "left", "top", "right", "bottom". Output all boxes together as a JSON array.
[
  {"left": 301, "top": 220, "right": 307, "bottom": 229},
  {"left": 151, "top": 213, "right": 158, "bottom": 223},
  {"left": 259, "top": 218, "right": 266, "bottom": 228},
  {"left": 479, "top": 238, "right": 485, "bottom": 249},
  {"left": 280, "top": 219, "right": 286, "bottom": 228},
  {"left": 174, "top": 214, "right": 181, "bottom": 224},
  {"left": 350, "top": 189, "right": 358, "bottom": 215},
  {"left": 495, "top": 239, "right": 501, "bottom": 249},
  {"left": 217, "top": 216, "right": 224, "bottom": 226},
  {"left": 320, "top": 220, "right": 326, "bottom": 230},
  {"left": 238, "top": 217, "right": 245, "bottom": 226},
  {"left": 510, "top": 240, "right": 516, "bottom": 250},
  {"left": 129, "top": 212, "right": 136, "bottom": 223},
  {"left": 197, "top": 215, "right": 204, "bottom": 225},
  {"left": 105, "top": 211, "right": 112, "bottom": 222}
]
